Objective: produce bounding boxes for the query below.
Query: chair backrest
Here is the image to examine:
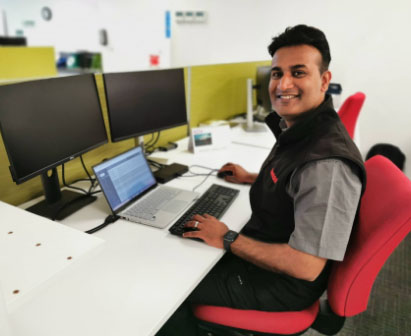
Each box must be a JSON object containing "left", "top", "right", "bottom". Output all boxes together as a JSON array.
[
  {"left": 366, "top": 143, "right": 406, "bottom": 171},
  {"left": 337, "top": 92, "right": 366, "bottom": 139},
  {"left": 327, "top": 155, "right": 411, "bottom": 317}
]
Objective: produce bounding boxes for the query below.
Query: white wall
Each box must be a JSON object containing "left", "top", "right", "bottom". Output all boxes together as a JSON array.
[
  {"left": 170, "top": 0, "right": 411, "bottom": 177},
  {"left": 0, "top": 0, "right": 171, "bottom": 70},
  {"left": 1, "top": 0, "right": 411, "bottom": 175}
]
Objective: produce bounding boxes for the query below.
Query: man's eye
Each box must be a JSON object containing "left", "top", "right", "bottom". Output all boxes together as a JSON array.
[
  {"left": 292, "top": 71, "right": 305, "bottom": 77},
  {"left": 271, "top": 72, "right": 282, "bottom": 79}
]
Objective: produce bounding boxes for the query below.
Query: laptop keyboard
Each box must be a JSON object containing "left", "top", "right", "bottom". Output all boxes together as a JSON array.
[
  {"left": 169, "top": 184, "right": 239, "bottom": 236},
  {"left": 123, "top": 187, "right": 180, "bottom": 221}
]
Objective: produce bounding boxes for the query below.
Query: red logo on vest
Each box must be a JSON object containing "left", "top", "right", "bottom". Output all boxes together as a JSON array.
[{"left": 270, "top": 168, "right": 278, "bottom": 183}]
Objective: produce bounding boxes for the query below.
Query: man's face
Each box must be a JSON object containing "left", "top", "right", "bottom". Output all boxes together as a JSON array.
[{"left": 269, "top": 44, "right": 331, "bottom": 127}]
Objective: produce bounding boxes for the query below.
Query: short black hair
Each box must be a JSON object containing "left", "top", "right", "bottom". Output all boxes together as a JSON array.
[{"left": 268, "top": 25, "right": 331, "bottom": 73}]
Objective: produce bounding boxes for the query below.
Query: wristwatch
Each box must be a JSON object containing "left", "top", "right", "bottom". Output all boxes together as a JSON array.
[{"left": 223, "top": 230, "right": 239, "bottom": 252}]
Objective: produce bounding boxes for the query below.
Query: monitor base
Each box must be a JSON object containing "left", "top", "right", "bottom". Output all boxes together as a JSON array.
[
  {"left": 242, "top": 123, "right": 267, "bottom": 133},
  {"left": 25, "top": 190, "right": 96, "bottom": 221}
]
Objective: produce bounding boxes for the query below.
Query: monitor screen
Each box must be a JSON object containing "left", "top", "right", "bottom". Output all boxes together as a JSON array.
[
  {"left": 0, "top": 74, "right": 108, "bottom": 184},
  {"left": 256, "top": 65, "right": 272, "bottom": 113},
  {"left": 103, "top": 68, "right": 187, "bottom": 142}
]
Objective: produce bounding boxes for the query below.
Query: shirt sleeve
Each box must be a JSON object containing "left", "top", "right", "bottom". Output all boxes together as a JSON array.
[{"left": 287, "top": 159, "right": 362, "bottom": 261}]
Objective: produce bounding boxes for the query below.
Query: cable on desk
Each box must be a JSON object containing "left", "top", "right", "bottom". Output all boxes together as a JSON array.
[
  {"left": 61, "top": 156, "right": 99, "bottom": 194},
  {"left": 89, "top": 188, "right": 102, "bottom": 195},
  {"left": 54, "top": 157, "right": 101, "bottom": 219},
  {"left": 62, "top": 164, "right": 89, "bottom": 194},
  {"left": 145, "top": 131, "right": 161, "bottom": 153},
  {"left": 85, "top": 214, "right": 120, "bottom": 234},
  {"left": 144, "top": 133, "right": 155, "bottom": 147},
  {"left": 80, "top": 155, "right": 97, "bottom": 193},
  {"left": 147, "top": 158, "right": 165, "bottom": 169},
  {"left": 192, "top": 170, "right": 217, "bottom": 192},
  {"left": 177, "top": 165, "right": 218, "bottom": 178},
  {"left": 176, "top": 165, "right": 219, "bottom": 192}
]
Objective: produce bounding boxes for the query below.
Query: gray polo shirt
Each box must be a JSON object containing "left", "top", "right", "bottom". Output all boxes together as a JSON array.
[{"left": 286, "top": 159, "right": 362, "bottom": 261}]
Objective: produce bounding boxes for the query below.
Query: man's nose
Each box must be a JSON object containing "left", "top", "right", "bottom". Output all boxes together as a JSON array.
[{"left": 279, "top": 73, "right": 294, "bottom": 90}]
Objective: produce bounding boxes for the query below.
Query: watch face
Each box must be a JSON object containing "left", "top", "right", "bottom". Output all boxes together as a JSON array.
[
  {"left": 225, "top": 231, "right": 238, "bottom": 242},
  {"left": 223, "top": 230, "right": 238, "bottom": 251}
]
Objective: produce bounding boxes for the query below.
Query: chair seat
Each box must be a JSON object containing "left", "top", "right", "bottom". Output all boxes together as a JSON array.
[{"left": 193, "top": 301, "right": 319, "bottom": 335}]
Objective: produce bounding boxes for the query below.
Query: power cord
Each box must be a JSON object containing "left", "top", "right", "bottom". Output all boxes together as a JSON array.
[
  {"left": 54, "top": 157, "right": 101, "bottom": 220},
  {"left": 62, "top": 163, "right": 89, "bottom": 194},
  {"left": 85, "top": 214, "right": 120, "bottom": 234},
  {"left": 147, "top": 158, "right": 165, "bottom": 170},
  {"left": 80, "top": 155, "right": 97, "bottom": 193},
  {"left": 145, "top": 131, "right": 161, "bottom": 153}
]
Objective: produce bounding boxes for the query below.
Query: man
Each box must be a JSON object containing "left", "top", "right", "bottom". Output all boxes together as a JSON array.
[{"left": 157, "top": 25, "right": 366, "bottom": 335}]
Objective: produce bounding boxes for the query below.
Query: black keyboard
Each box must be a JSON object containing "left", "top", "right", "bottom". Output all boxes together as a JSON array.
[{"left": 169, "top": 184, "right": 239, "bottom": 236}]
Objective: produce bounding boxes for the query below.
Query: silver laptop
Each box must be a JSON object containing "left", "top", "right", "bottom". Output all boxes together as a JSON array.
[{"left": 93, "top": 146, "right": 199, "bottom": 229}]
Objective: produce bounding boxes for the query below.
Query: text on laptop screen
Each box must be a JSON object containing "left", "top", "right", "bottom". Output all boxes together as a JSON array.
[{"left": 94, "top": 147, "right": 156, "bottom": 211}]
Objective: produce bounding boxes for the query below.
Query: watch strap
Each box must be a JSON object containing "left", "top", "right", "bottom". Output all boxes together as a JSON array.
[{"left": 223, "top": 230, "right": 239, "bottom": 251}]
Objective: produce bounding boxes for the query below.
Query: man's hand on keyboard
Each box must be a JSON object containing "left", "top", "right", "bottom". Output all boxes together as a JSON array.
[{"left": 183, "top": 214, "right": 229, "bottom": 249}]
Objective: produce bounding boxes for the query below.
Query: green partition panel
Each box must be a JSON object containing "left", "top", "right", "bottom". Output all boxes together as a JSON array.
[{"left": 189, "top": 61, "right": 270, "bottom": 127}]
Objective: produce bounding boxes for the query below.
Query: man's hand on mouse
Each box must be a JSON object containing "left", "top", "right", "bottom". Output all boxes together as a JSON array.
[
  {"left": 218, "top": 163, "right": 257, "bottom": 184},
  {"left": 183, "top": 214, "right": 229, "bottom": 249}
]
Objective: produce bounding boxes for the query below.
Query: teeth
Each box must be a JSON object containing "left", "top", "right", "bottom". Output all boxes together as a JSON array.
[{"left": 280, "top": 95, "right": 297, "bottom": 99}]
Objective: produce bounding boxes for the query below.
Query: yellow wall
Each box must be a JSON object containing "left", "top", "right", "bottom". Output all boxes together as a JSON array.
[
  {"left": 0, "top": 47, "right": 57, "bottom": 80},
  {"left": 0, "top": 48, "right": 269, "bottom": 206}
]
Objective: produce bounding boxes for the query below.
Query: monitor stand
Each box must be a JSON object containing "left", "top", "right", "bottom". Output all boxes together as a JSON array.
[
  {"left": 25, "top": 168, "right": 96, "bottom": 221},
  {"left": 242, "top": 78, "right": 267, "bottom": 133}
]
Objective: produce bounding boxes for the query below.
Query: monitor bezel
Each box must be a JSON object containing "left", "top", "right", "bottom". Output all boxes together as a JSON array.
[
  {"left": 0, "top": 74, "right": 108, "bottom": 185},
  {"left": 103, "top": 68, "right": 188, "bottom": 143}
]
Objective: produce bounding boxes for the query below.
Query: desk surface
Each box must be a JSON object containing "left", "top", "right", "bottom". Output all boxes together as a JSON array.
[{"left": 7, "top": 137, "right": 271, "bottom": 336}]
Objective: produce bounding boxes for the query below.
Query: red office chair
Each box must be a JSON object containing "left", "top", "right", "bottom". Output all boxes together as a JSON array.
[
  {"left": 337, "top": 92, "right": 366, "bottom": 139},
  {"left": 193, "top": 155, "right": 411, "bottom": 336}
]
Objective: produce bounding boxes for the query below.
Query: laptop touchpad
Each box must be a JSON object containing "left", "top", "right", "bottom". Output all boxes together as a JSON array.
[{"left": 162, "top": 200, "right": 187, "bottom": 213}]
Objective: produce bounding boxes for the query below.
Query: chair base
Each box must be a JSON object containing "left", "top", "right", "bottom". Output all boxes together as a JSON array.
[{"left": 311, "top": 300, "right": 346, "bottom": 335}]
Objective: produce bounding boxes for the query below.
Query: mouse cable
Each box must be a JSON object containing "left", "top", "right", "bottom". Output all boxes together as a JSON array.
[
  {"left": 85, "top": 214, "right": 120, "bottom": 234},
  {"left": 191, "top": 169, "right": 217, "bottom": 192},
  {"left": 184, "top": 165, "right": 219, "bottom": 177}
]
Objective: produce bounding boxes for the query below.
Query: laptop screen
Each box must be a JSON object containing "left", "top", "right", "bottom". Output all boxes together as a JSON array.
[{"left": 93, "top": 147, "right": 156, "bottom": 212}]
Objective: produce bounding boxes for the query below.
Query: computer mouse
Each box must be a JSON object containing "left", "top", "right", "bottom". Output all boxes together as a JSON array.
[{"left": 217, "top": 170, "right": 233, "bottom": 178}]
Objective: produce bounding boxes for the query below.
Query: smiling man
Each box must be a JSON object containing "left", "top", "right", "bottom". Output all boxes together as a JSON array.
[
  {"left": 270, "top": 43, "right": 331, "bottom": 127},
  {"left": 157, "top": 25, "right": 366, "bottom": 336}
]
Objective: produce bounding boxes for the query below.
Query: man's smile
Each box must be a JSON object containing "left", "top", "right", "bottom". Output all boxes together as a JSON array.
[{"left": 276, "top": 94, "right": 301, "bottom": 100}]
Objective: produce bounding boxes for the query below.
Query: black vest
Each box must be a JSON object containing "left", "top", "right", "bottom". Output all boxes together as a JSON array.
[{"left": 242, "top": 95, "right": 366, "bottom": 243}]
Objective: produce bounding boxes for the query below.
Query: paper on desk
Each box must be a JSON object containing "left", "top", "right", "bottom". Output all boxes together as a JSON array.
[
  {"left": 0, "top": 284, "right": 12, "bottom": 336},
  {"left": 0, "top": 201, "right": 104, "bottom": 310}
]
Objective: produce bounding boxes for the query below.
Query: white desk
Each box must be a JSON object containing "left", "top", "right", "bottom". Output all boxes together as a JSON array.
[
  {"left": 6, "top": 139, "right": 271, "bottom": 336},
  {"left": 229, "top": 124, "right": 275, "bottom": 150}
]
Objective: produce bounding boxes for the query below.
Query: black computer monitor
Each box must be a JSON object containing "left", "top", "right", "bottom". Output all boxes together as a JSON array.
[
  {"left": 103, "top": 68, "right": 187, "bottom": 142},
  {"left": 0, "top": 36, "right": 27, "bottom": 46},
  {"left": 0, "top": 74, "right": 108, "bottom": 219},
  {"left": 256, "top": 65, "right": 272, "bottom": 113}
]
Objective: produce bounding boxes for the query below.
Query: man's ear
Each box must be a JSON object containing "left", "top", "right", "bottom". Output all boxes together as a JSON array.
[{"left": 321, "top": 70, "right": 332, "bottom": 92}]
